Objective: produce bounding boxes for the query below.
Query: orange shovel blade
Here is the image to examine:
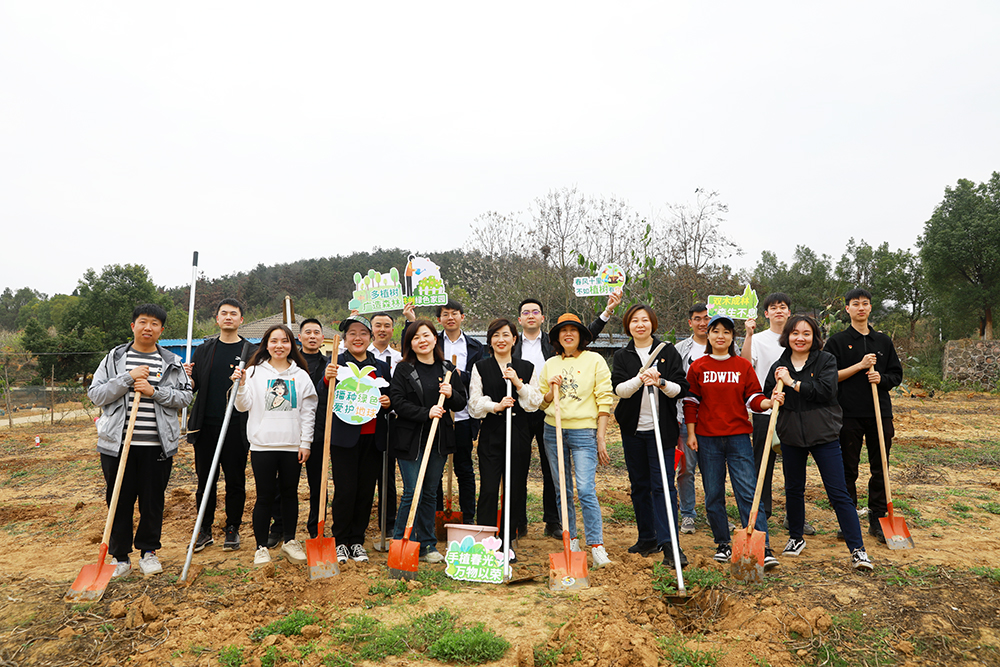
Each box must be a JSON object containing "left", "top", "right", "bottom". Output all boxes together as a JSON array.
[
  {"left": 388, "top": 533, "right": 420, "bottom": 580},
  {"left": 435, "top": 509, "right": 458, "bottom": 542},
  {"left": 880, "top": 504, "right": 914, "bottom": 550},
  {"left": 305, "top": 536, "right": 340, "bottom": 580},
  {"left": 548, "top": 532, "right": 589, "bottom": 591},
  {"left": 731, "top": 528, "right": 765, "bottom": 583},
  {"left": 64, "top": 561, "right": 116, "bottom": 603}
]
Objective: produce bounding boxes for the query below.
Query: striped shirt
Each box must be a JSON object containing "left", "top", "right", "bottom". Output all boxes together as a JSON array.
[{"left": 124, "top": 349, "right": 162, "bottom": 446}]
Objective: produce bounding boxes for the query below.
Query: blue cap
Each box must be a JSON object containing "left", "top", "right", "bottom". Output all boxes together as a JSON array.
[{"left": 707, "top": 314, "right": 734, "bottom": 329}]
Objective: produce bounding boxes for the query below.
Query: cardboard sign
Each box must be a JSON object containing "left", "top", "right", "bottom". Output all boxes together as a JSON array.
[
  {"left": 707, "top": 284, "right": 759, "bottom": 320},
  {"left": 573, "top": 262, "right": 627, "bottom": 297},
  {"left": 347, "top": 254, "right": 448, "bottom": 313},
  {"left": 332, "top": 362, "right": 389, "bottom": 425},
  {"left": 444, "top": 535, "right": 505, "bottom": 584},
  {"left": 402, "top": 254, "right": 448, "bottom": 307}
]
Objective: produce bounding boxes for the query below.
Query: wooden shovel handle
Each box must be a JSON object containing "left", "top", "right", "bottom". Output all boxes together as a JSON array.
[
  {"left": 553, "top": 387, "right": 570, "bottom": 537},
  {"left": 100, "top": 390, "right": 143, "bottom": 554},
  {"left": 745, "top": 380, "right": 783, "bottom": 535},
  {"left": 403, "top": 370, "right": 453, "bottom": 531},
  {"left": 871, "top": 383, "right": 893, "bottom": 506},
  {"left": 317, "top": 334, "right": 340, "bottom": 536}
]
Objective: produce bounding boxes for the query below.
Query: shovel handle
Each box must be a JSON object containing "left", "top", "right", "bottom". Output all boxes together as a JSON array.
[
  {"left": 402, "top": 370, "right": 453, "bottom": 533},
  {"left": 100, "top": 390, "right": 143, "bottom": 560},
  {"left": 745, "top": 380, "right": 782, "bottom": 535},
  {"left": 871, "top": 383, "right": 893, "bottom": 508},
  {"left": 317, "top": 334, "right": 340, "bottom": 539},
  {"left": 552, "top": 387, "right": 571, "bottom": 540}
]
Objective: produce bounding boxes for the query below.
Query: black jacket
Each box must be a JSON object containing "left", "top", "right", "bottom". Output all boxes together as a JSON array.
[
  {"left": 474, "top": 357, "right": 535, "bottom": 451},
  {"left": 511, "top": 315, "right": 609, "bottom": 362},
  {"left": 763, "top": 349, "right": 842, "bottom": 448},
  {"left": 389, "top": 359, "right": 467, "bottom": 460},
  {"left": 315, "top": 351, "right": 391, "bottom": 450},
  {"left": 611, "top": 337, "right": 688, "bottom": 444},
  {"left": 185, "top": 335, "right": 252, "bottom": 445},
  {"left": 824, "top": 325, "right": 903, "bottom": 420}
]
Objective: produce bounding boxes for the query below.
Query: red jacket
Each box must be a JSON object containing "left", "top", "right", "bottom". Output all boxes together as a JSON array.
[{"left": 683, "top": 355, "right": 765, "bottom": 437}]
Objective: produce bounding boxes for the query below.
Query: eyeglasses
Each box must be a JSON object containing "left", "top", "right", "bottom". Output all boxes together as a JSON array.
[{"left": 520, "top": 309, "right": 541, "bottom": 316}]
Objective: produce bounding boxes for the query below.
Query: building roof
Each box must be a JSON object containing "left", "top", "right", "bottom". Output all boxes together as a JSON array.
[{"left": 238, "top": 314, "right": 304, "bottom": 339}]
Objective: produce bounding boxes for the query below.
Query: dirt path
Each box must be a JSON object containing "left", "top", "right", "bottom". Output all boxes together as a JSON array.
[{"left": 2, "top": 393, "right": 1000, "bottom": 666}]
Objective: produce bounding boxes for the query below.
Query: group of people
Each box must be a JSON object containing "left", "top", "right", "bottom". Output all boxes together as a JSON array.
[{"left": 86, "top": 284, "right": 901, "bottom": 578}]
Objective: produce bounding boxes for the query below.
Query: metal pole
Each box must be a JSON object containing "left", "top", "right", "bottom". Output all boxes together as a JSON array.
[{"left": 181, "top": 251, "right": 198, "bottom": 434}]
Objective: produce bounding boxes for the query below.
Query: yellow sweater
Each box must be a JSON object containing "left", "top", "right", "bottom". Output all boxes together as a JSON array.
[{"left": 538, "top": 351, "right": 614, "bottom": 429}]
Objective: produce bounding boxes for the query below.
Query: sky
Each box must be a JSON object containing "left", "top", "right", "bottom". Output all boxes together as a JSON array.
[{"left": 2, "top": 2, "right": 998, "bottom": 297}]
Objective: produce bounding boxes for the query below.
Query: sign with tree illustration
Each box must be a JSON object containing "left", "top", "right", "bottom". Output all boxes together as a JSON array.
[
  {"left": 707, "top": 284, "right": 759, "bottom": 320},
  {"left": 444, "top": 535, "right": 506, "bottom": 584},
  {"left": 348, "top": 254, "right": 448, "bottom": 313},
  {"left": 573, "top": 262, "right": 627, "bottom": 297},
  {"left": 332, "top": 362, "right": 389, "bottom": 425}
]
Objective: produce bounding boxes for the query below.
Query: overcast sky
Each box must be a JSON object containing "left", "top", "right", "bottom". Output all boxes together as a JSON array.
[{"left": 3, "top": 2, "right": 998, "bottom": 297}]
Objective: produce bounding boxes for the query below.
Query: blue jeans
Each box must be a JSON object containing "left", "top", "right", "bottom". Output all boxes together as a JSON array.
[
  {"left": 697, "top": 433, "right": 769, "bottom": 548},
  {"left": 623, "top": 430, "right": 680, "bottom": 549},
  {"left": 394, "top": 448, "right": 447, "bottom": 554},
  {"left": 676, "top": 430, "right": 699, "bottom": 519},
  {"left": 783, "top": 439, "right": 865, "bottom": 551},
  {"left": 543, "top": 424, "right": 603, "bottom": 546}
]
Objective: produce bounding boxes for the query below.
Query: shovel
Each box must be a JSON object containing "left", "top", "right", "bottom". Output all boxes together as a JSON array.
[
  {"left": 65, "top": 391, "right": 142, "bottom": 603},
  {"left": 306, "top": 335, "right": 342, "bottom": 579},
  {"left": 548, "top": 388, "right": 589, "bottom": 591},
  {"left": 873, "top": 384, "right": 914, "bottom": 550},
  {"left": 389, "top": 370, "right": 453, "bottom": 580},
  {"left": 647, "top": 385, "right": 688, "bottom": 601},
  {"left": 435, "top": 355, "right": 461, "bottom": 540},
  {"left": 732, "top": 380, "right": 783, "bottom": 583},
  {"left": 502, "top": 375, "right": 513, "bottom": 581}
]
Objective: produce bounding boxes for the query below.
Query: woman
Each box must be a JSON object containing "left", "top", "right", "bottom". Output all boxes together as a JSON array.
[
  {"left": 683, "top": 315, "right": 780, "bottom": 570},
  {"left": 317, "top": 315, "right": 391, "bottom": 564},
  {"left": 764, "top": 314, "right": 874, "bottom": 571},
  {"left": 538, "top": 313, "right": 615, "bottom": 567},
  {"left": 468, "top": 318, "right": 543, "bottom": 557},
  {"left": 389, "top": 319, "right": 467, "bottom": 563},
  {"left": 612, "top": 305, "right": 689, "bottom": 569},
  {"left": 233, "top": 324, "right": 317, "bottom": 568}
]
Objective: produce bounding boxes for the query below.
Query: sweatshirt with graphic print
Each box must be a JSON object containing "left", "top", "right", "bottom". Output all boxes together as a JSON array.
[
  {"left": 683, "top": 354, "right": 766, "bottom": 437},
  {"left": 235, "top": 360, "right": 318, "bottom": 453}
]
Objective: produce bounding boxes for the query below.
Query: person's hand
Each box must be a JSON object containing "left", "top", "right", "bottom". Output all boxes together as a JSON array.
[
  {"left": 744, "top": 318, "right": 756, "bottom": 335},
  {"left": 439, "top": 381, "right": 452, "bottom": 398},
  {"left": 230, "top": 367, "right": 245, "bottom": 385},
  {"left": 686, "top": 432, "right": 699, "bottom": 452},
  {"left": 860, "top": 353, "right": 877, "bottom": 369},
  {"left": 640, "top": 368, "right": 661, "bottom": 386},
  {"left": 597, "top": 435, "right": 610, "bottom": 465},
  {"left": 549, "top": 375, "right": 563, "bottom": 388},
  {"left": 494, "top": 396, "right": 516, "bottom": 413},
  {"left": 775, "top": 366, "right": 793, "bottom": 386},
  {"left": 298, "top": 447, "right": 310, "bottom": 464},
  {"left": 134, "top": 378, "right": 154, "bottom": 397},
  {"left": 379, "top": 394, "right": 391, "bottom": 409},
  {"left": 350, "top": 309, "right": 360, "bottom": 317},
  {"left": 429, "top": 405, "right": 445, "bottom": 419},
  {"left": 182, "top": 362, "right": 194, "bottom": 378},
  {"left": 501, "top": 365, "right": 523, "bottom": 389},
  {"left": 604, "top": 288, "right": 622, "bottom": 315},
  {"left": 129, "top": 365, "right": 149, "bottom": 382},
  {"left": 867, "top": 369, "right": 881, "bottom": 384},
  {"left": 771, "top": 388, "right": 786, "bottom": 406},
  {"left": 324, "top": 362, "right": 338, "bottom": 381},
  {"left": 403, "top": 303, "right": 416, "bottom": 322}
]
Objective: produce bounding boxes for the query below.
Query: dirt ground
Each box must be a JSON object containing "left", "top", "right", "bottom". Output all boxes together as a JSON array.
[{"left": 2, "top": 392, "right": 1000, "bottom": 666}]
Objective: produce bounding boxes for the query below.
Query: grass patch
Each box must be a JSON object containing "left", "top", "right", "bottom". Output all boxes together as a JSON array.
[
  {"left": 653, "top": 564, "right": 724, "bottom": 596},
  {"left": 533, "top": 642, "right": 561, "bottom": 667},
  {"left": 525, "top": 492, "right": 543, "bottom": 525},
  {"left": 657, "top": 634, "right": 721, "bottom": 666},
  {"left": 814, "top": 498, "right": 833, "bottom": 511},
  {"left": 427, "top": 623, "right": 511, "bottom": 664},
  {"left": 885, "top": 565, "right": 939, "bottom": 587},
  {"left": 366, "top": 580, "right": 408, "bottom": 608},
  {"left": 951, "top": 501, "right": 973, "bottom": 519},
  {"left": 979, "top": 502, "right": 1000, "bottom": 515},
  {"left": 250, "top": 610, "right": 320, "bottom": 642},
  {"left": 219, "top": 645, "right": 244, "bottom": 667},
  {"left": 608, "top": 502, "right": 636, "bottom": 524},
  {"left": 971, "top": 566, "right": 1000, "bottom": 584}
]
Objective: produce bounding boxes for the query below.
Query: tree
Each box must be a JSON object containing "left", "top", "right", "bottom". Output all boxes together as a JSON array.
[
  {"left": 0, "top": 287, "right": 45, "bottom": 331},
  {"left": 919, "top": 173, "right": 1000, "bottom": 339}
]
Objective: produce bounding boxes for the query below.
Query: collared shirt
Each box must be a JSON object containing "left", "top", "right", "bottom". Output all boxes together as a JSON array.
[
  {"left": 749, "top": 328, "right": 783, "bottom": 415},
  {"left": 443, "top": 332, "right": 470, "bottom": 421},
  {"left": 519, "top": 331, "right": 547, "bottom": 373},
  {"left": 369, "top": 343, "right": 401, "bottom": 373}
]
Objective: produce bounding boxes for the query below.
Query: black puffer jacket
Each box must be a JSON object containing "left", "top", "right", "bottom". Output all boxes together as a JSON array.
[
  {"left": 611, "top": 336, "right": 688, "bottom": 443},
  {"left": 763, "top": 349, "right": 842, "bottom": 448}
]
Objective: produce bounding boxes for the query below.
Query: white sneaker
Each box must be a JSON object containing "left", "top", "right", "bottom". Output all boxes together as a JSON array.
[
  {"left": 111, "top": 557, "right": 130, "bottom": 578},
  {"left": 138, "top": 552, "right": 162, "bottom": 576},
  {"left": 591, "top": 545, "right": 612, "bottom": 568},
  {"left": 569, "top": 538, "right": 581, "bottom": 552},
  {"left": 336, "top": 544, "right": 349, "bottom": 564},
  {"left": 349, "top": 544, "right": 369, "bottom": 562},
  {"left": 281, "top": 539, "right": 307, "bottom": 565},
  {"left": 420, "top": 549, "right": 445, "bottom": 564},
  {"left": 680, "top": 517, "right": 696, "bottom": 534},
  {"left": 254, "top": 546, "right": 271, "bottom": 567}
]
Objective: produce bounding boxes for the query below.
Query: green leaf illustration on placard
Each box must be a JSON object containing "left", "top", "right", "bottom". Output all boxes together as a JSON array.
[
  {"left": 350, "top": 415, "right": 363, "bottom": 423},
  {"left": 338, "top": 377, "right": 359, "bottom": 393}
]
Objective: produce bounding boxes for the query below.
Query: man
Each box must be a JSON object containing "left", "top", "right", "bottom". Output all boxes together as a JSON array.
[
  {"left": 183, "top": 298, "right": 253, "bottom": 553},
  {"left": 88, "top": 304, "right": 193, "bottom": 577},
  {"left": 369, "top": 312, "right": 402, "bottom": 372},
  {"left": 741, "top": 293, "right": 815, "bottom": 534},
  {"left": 825, "top": 288, "right": 903, "bottom": 543},
  {"left": 368, "top": 312, "right": 401, "bottom": 547},
  {"left": 512, "top": 290, "right": 620, "bottom": 539},
  {"left": 298, "top": 318, "right": 329, "bottom": 385},
  {"left": 674, "top": 303, "right": 710, "bottom": 535}
]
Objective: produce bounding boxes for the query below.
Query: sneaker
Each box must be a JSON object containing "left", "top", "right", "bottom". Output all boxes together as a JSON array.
[
  {"left": 420, "top": 549, "right": 445, "bottom": 564},
  {"left": 627, "top": 539, "right": 659, "bottom": 556},
  {"left": 869, "top": 519, "right": 886, "bottom": 544},
  {"left": 591, "top": 545, "right": 612, "bottom": 568},
  {"left": 349, "top": 544, "right": 369, "bottom": 562},
  {"left": 836, "top": 530, "right": 845, "bottom": 541},
  {"left": 782, "top": 538, "right": 806, "bottom": 556},
  {"left": 223, "top": 526, "right": 240, "bottom": 552},
  {"left": 713, "top": 544, "right": 732, "bottom": 563},
  {"left": 782, "top": 516, "right": 816, "bottom": 535},
  {"left": 111, "top": 557, "right": 131, "bottom": 578},
  {"left": 544, "top": 523, "right": 563, "bottom": 540},
  {"left": 852, "top": 548, "right": 874, "bottom": 571},
  {"left": 763, "top": 548, "right": 780, "bottom": 572},
  {"left": 569, "top": 538, "right": 581, "bottom": 552},
  {"left": 336, "top": 544, "right": 349, "bottom": 564},
  {"left": 516, "top": 525, "right": 528, "bottom": 539},
  {"left": 662, "top": 547, "right": 688, "bottom": 569},
  {"left": 254, "top": 546, "right": 271, "bottom": 567},
  {"left": 194, "top": 530, "right": 213, "bottom": 553},
  {"left": 728, "top": 520, "right": 736, "bottom": 531},
  {"left": 266, "top": 532, "right": 281, "bottom": 549},
  {"left": 857, "top": 506, "right": 870, "bottom": 517},
  {"left": 138, "top": 551, "right": 162, "bottom": 576},
  {"left": 280, "top": 539, "right": 307, "bottom": 565},
  {"left": 680, "top": 517, "right": 696, "bottom": 534}
]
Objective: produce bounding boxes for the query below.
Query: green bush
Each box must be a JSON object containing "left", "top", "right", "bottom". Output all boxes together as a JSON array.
[{"left": 427, "top": 624, "right": 511, "bottom": 664}]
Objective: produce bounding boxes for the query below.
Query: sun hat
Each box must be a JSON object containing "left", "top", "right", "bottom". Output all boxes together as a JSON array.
[{"left": 549, "top": 313, "right": 593, "bottom": 346}]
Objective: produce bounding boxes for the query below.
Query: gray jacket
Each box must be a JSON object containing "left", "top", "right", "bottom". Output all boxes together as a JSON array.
[{"left": 88, "top": 342, "right": 193, "bottom": 458}]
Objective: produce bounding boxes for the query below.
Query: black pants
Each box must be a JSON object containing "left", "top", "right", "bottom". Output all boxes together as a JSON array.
[
  {"left": 251, "top": 450, "right": 301, "bottom": 548},
  {"left": 329, "top": 435, "right": 381, "bottom": 545},
  {"left": 476, "top": 426, "right": 531, "bottom": 538},
  {"left": 270, "top": 440, "right": 322, "bottom": 539},
  {"left": 527, "top": 413, "right": 559, "bottom": 528},
  {"left": 101, "top": 447, "right": 172, "bottom": 560},
  {"left": 840, "top": 416, "right": 894, "bottom": 517},
  {"left": 436, "top": 419, "right": 477, "bottom": 524},
  {"left": 375, "top": 445, "right": 398, "bottom": 533},
  {"left": 193, "top": 421, "right": 249, "bottom": 531},
  {"left": 751, "top": 413, "right": 776, "bottom": 520}
]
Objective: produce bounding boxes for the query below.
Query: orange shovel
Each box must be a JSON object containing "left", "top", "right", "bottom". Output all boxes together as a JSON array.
[
  {"left": 306, "top": 335, "right": 341, "bottom": 579},
  {"left": 548, "top": 389, "right": 589, "bottom": 591},
  {"left": 732, "top": 380, "right": 783, "bottom": 583},
  {"left": 389, "top": 370, "right": 453, "bottom": 580},
  {"left": 873, "top": 384, "right": 914, "bottom": 550},
  {"left": 65, "top": 391, "right": 142, "bottom": 602}
]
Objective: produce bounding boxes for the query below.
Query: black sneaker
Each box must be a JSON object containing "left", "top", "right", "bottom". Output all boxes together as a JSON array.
[
  {"left": 266, "top": 532, "right": 281, "bottom": 549},
  {"left": 713, "top": 544, "right": 732, "bottom": 563},
  {"left": 782, "top": 538, "right": 806, "bottom": 556},
  {"left": 852, "top": 548, "right": 874, "bottom": 571},
  {"left": 763, "top": 548, "right": 780, "bottom": 572},
  {"left": 869, "top": 519, "right": 886, "bottom": 544},
  {"left": 662, "top": 547, "right": 688, "bottom": 569},
  {"left": 194, "top": 529, "right": 213, "bottom": 553},
  {"left": 782, "top": 516, "right": 816, "bottom": 535},
  {"left": 516, "top": 525, "right": 528, "bottom": 539},
  {"left": 627, "top": 539, "right": 659, "bottom": 556},
  {"left": 544, "top": 523, "right": 563, "bottom": 540},
  {"left": 223, "top": 525, "right": 240, "bottom": 552}
]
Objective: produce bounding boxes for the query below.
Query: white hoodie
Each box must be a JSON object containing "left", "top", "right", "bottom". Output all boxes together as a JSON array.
[{"left": 235, "top": 360, "right": 318, "bottom": 453}]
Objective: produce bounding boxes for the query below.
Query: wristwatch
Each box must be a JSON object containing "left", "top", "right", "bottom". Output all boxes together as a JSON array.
[{"left": 658, "top": 378, "right": 666, "bottom": 388}]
